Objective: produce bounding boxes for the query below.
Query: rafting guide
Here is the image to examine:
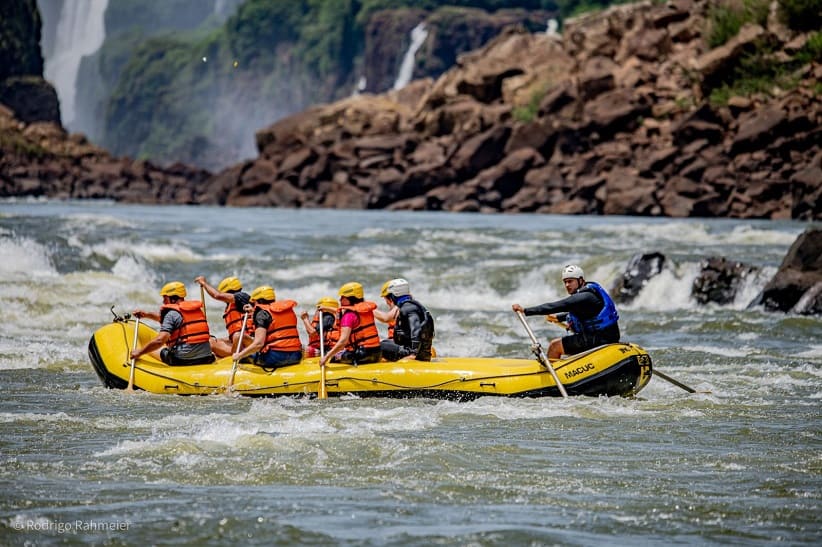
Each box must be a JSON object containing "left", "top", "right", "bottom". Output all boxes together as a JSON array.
[{"left": 512, "top": 264, "right": 621, "bottom": 360}]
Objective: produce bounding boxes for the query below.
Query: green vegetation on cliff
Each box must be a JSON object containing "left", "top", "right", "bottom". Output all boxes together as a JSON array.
[
  {"left": 98, "top": 0, "right": 571, "bottom": 169},
  {"left": 704, "top": 0, "right": 822, "bottom": 105},
  {"left": 0, "top": 0, "right": 43, "bottom": 80}
]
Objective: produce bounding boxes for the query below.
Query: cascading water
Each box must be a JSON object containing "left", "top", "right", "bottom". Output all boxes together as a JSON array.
[
  {"left": 393, "top": 23, "right": 428, "bottom": 90},
  {"left": 40, "top": 0, "right": 108, "bottom": 128}
]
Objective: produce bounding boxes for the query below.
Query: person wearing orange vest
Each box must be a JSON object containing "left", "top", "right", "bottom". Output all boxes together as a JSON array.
[
  {"left": 319, "top": 282, "right": 382, "bottom": 367},
  {"left": 300, "top": 296, "right": 340, "bottom": 358},
  {"left": 194, "top": 275, "right": 252, "bottom": 357},
  {"left": 131, "top": 281, "right": 215, "bottom": 366},
  {"left": 232, "top": 286, "right": 303, "bottom": 369}
]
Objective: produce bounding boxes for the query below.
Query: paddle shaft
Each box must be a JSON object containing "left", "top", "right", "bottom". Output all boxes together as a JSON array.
[
  {"left": 318, "top": 307, "right": 328, "bottom": 399},
  {"left": 516, "top": 311, "right": 568, "bottom": 398},
  {"left": 227, "top": 312, "right": 249, "bottom": 392},
  {"left": 200, "top": 286, "right": 207, "bottom": 317},
  {"left": 126, "top": 317, "right": 141, "bottom": 391},
  {"left": 653, "top": 369, "right": 698, "bottom": 393}
]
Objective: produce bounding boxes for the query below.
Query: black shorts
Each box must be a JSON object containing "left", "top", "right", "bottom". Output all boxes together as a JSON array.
[
  {"left": 562, "top": 323, "right": 620, "bottom": 355},
  {"left": 335, "top": 346, "right": 382, "bottom": 366},
  {"left": 160, "top": 348, "right": 216, "bottom": 366},
  {"left": 380, "top": 339, "right": 432, "bottom": 362}
]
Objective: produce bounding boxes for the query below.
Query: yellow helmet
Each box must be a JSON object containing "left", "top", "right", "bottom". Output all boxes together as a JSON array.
[
  {"left": 218, "top": 276, "right": 242, "bottom": 293},
  {"left": 250, "top": 285, "right": 276, "bottom": 302},
  {"left": 317, "top": 296, "right": 339, "bottom": 309},
  {"left": 338, "top": 282, "right": 363, "bottom": 299},
  {"left": 160, "top": 281, "right": 186, "bottom": 298},
  {"left": 380, "top": 280, "right": 391, "bottom": 298}
]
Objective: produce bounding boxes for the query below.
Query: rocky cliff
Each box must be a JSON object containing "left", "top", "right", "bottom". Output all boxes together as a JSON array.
[
  {"left": 0, "top": 0, "right": 210, "bottom": 205},
  {"left": 2, "top": 0, "right": 820, "bottom": 219},
  {"left": 203, "top": 0, "right": 820, "bottom": 218},
  {"left": 0, "top": 0, "right": 60, "bottom": 124}
]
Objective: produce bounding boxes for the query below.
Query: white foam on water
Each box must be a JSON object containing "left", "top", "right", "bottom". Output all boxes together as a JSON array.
[
  {"left": 260, "top": 259, "right": 346, "bottom": 283},
  {"left": 718, "top": 462, "right": 747, "bottom": 470},
  {"left": 794, "top": 345, "right": 822, "bottom": 359},
  {"left": 593, "top": 221, "right": 714, "bottom": 245},
  {"left": 623, "top": 262, "right": 701, "bottom": 311},
  {"left": 689, "top": 344, "right": 753, "bottom": 357},
  {"left": 732, "top": 267, "right": 775, "bottom": 309},
  {"left": 0, "top": 236, "right": 57, "bottom": 279},
  {"left": 63, "top": 212, "right": 137, "bottom": 231},
  {"left": 723, "top": 225, "right": 802, "bottom": 246},
  {"left": 0, "top": 411, "right": 84, "bottom": 424}
]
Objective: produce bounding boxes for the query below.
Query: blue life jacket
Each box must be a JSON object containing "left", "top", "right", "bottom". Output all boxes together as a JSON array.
[{"left": 567, "top": 282, "right": 619, "bottom": 334}]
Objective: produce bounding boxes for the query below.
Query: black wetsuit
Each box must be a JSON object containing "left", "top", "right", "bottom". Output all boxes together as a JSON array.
[
  {"left": 523, "top": 284, "right": 620, "bottom": 354},
  {"left": 380, "top": 298, "right": 434, "bottom": 361}
]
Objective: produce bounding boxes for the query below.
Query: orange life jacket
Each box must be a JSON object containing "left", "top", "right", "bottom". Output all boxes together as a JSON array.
[
  {"left": 308, "top": 310, "right": 340, "bottom": 350},
  {"left": 223, "top": 299, "right": 245, "bottom": 338},
  {"left": 254, "top": 300, "right": 302, "bottom": 352},
  {"left": 160, "top": 300, "right": 211, "bottom": 346},
  {"left": 340, "top": 301, "right": 380, "bottom": 351}
]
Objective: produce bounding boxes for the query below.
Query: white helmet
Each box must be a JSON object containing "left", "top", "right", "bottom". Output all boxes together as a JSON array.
[
  {"left": 381, "top": 278, "right": 410, "bottom": 298},
  {"left": 561, "top": 264, "right": 584, "bottom": 280}
]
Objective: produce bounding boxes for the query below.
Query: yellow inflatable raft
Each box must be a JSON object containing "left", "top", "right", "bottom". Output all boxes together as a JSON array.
[{"left": 88, "top": 318, "right": 652, "bottom": 399}]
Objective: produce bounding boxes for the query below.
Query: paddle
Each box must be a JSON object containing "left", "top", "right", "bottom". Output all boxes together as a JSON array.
[
  {"left": 126, "top": 317, "right": 141, "bottom": 391},
  {"left": 227, "top": 311, "right": 249, "bottom": 393},
  {"left": 543, "top": 315, "right": 704, "bottom": 394},
  {"left": 515, "top": 311, "right": 569, "bottom": 398},
  {"left": 652, "top": 369, "right": 701, "bottom": 393},
  {"left": 200, "top": 285, "right": 207, "bottom": 317},
  {"left": 318, "top": 306, "right": 328, "bottom": 399}
]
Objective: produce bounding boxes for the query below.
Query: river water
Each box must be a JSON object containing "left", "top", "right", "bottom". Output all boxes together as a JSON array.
[{"left": 0, "top": 200, "right": 819, "bottom": 545}]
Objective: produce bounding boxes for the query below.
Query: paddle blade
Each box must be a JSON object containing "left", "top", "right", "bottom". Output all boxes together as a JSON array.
[{"left": 318, "top": 363, "right": 328, "bottom": 399}]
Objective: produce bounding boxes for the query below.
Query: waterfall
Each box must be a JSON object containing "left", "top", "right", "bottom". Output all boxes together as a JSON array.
[
  {"left": 393, "top": 23, "right": 428, "bottom": 91},
  {"left": 42, "top": 0, "right": 108, "bottom": 127}
]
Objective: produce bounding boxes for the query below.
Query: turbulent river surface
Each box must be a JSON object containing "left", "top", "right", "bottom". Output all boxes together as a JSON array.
[{"left": 0, "top": 200, "right": 819, "bottom": 545}]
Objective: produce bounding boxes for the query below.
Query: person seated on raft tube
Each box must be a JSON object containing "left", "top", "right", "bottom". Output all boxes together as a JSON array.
[
  {"left": 378, "top": 278, "right": 435, "bottom": 362},
  {"left": 131, "top": 281, "right": 216, "bottom": 366},
  {"left": 231, "top": 286, "right": 303, "bottom": 369},
  {"left": 194, "top": 275, "right": 251, "bottom": 358},
  {"left": 511, "top": 264, "right": 620, "bottom": 360},
  {"left": 319, "top": 282, "right": 382, "bottom": 367},
  {"left": 300, "top": 296, "right": 340, "bottom": 358}
]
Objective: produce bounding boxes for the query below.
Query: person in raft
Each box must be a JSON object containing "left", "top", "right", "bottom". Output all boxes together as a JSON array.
[
  {"left": 231, "top": 286, "right": 303, "bottom": 369},
  {"left": 194, "top": 275, "right": 251, "bottom": 357},
  {"left": 319, "top": 282, "right": 382, "bottom": 367},
  {"left": 511, "top": 264, "right": 620, "bottom": 359},
  {"left": 300, "top": 296, "right": 340, "bottom": 358},
  {"left": 131, "top": 281, "right": 216, "bottom": 365},
  {"left": 378, "top": 278, "right": 435, "bottom": 362}
]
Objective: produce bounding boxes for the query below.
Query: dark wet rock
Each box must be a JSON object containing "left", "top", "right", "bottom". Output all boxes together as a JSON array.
[
  {"left": 752, "top": 228, "right": 822, "bottom": 314},
  {"left": 612, "top": 252, "right": 666, "bottom": 304},
  {"left": 692, "top": 256, "right": 758, "bottom": 305}
]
